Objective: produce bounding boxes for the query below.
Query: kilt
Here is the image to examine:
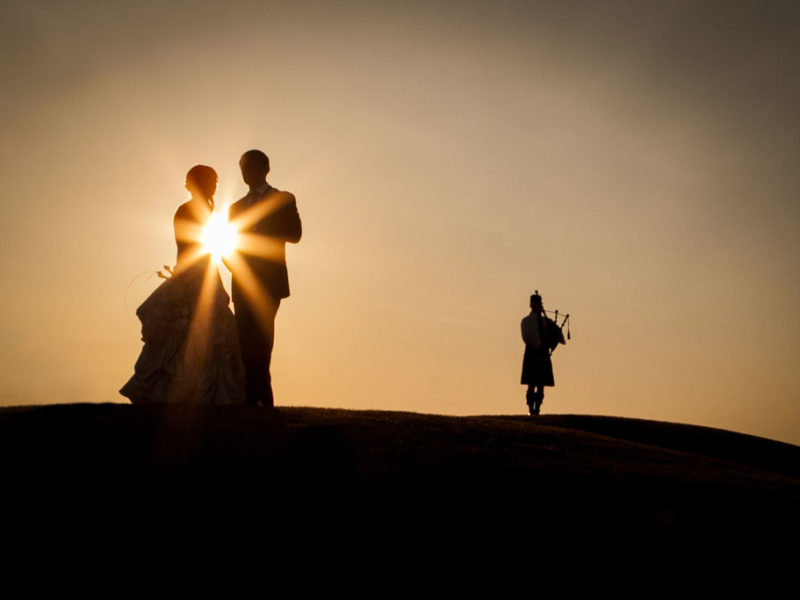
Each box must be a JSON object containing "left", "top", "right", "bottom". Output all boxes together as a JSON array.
[{"left": 520, "top": 345, "right": 555, "bottom": 387}]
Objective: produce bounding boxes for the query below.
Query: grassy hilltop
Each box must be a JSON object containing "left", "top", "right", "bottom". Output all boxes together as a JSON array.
[{"left": 2, "top": 403, "right": 798, "bottom": 538}]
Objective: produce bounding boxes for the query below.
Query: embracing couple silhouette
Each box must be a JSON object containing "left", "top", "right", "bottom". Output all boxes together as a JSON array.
[{"left": 120, "top": 149, "right": 302, "bottom": 408}]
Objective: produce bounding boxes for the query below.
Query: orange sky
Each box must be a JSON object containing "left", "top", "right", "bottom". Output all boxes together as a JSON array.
[{"left": 2, "top": 1, "right": 799, "bottom": 444}]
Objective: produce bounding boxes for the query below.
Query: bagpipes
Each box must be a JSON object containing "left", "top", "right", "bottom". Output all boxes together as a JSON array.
[
  {"left": 534, "top": 290, "right": 571, "bottom": 341},
  {"left": 545, "top": 308, "right": 571, "bottom": 340}
]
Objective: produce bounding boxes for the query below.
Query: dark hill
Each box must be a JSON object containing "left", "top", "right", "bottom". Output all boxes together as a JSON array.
[{"left": 2, "top": 404, "right": 798, "bottom": 539}]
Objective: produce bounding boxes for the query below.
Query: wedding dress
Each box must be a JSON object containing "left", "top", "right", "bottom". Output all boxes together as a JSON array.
[{"left": 120, "top": 200, "right": 246, "bottom": 405}]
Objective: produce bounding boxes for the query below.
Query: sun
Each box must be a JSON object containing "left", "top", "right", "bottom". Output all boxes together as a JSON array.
[{"left": 200, "top": 211, "right": 238, "bottom": 263}]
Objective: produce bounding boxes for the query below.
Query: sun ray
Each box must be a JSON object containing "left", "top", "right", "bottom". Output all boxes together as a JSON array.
[
  {"left": 174, "top": 242, "right": 207, "bottom": 270},
  {"left": 175, "top": 199, "right": 211, "bottom": 239},
  {"left": 228, "top": 193, "right": 289, "bottom": 233},
  {"left": 223, "top": 251, "right": 279, "bottom": 334},
  {"left": 235, "top": 232, "right": 285, "bottom": 261},
  {"left": 167, "top": 257, "right": 226, "bottom": 403},
  {"left": 226, "top": 195, "right": 298, "bottom": 262}
]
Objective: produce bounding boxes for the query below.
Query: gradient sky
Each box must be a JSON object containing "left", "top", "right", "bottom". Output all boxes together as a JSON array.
[{"left": 2, "top": 1, "right": 799, "bottom": 444}]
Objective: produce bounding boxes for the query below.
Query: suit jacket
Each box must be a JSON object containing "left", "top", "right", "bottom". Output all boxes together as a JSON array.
[{"left": 228, "top": 184, "right": 301, "bottom": 304}]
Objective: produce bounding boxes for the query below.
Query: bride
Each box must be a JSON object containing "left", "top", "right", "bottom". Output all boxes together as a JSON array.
[{"left": 120, "top": 165, "right": 246, "bottom": 405}]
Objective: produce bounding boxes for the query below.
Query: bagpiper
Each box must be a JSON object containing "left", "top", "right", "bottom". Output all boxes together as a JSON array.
[{"left": 520, "top": 291, "right": 568, "bottom": 415}]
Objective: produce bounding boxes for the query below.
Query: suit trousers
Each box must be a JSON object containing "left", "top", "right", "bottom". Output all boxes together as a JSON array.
[{"left": 234, "top": 293, "right": 280, "bottom": 407}]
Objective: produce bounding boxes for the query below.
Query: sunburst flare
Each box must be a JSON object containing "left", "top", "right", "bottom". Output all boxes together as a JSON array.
[{"left": 200, "top": 211, "right": 239, "bottom": 263}]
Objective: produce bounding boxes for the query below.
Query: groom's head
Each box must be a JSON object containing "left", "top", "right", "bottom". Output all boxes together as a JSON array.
[{"left": 240, "top": 149, "right": 270, "bottom": 188}]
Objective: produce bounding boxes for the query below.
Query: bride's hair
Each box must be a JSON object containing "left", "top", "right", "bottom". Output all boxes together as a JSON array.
[{"left": 185, "top": 164, "right": 217, "bottom": 200}]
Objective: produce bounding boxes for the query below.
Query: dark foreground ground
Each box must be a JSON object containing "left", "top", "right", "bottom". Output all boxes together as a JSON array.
[{"left": 2, "top": 403, "right": 799, "bottom": 543}]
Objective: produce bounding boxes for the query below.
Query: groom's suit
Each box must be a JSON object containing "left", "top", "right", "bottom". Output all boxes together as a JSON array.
[{"left": 229, "top": 183, "right": 301, "bottom": 406}]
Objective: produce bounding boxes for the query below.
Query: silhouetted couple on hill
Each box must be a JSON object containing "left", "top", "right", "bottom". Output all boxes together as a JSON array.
[{"left": 120, "top": 150, "right": 301, "bottom": 408}]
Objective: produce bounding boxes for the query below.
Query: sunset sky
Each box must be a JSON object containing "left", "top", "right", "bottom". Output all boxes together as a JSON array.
[{"left": 2, "top": 1, "right": 799, "bottom": 444}]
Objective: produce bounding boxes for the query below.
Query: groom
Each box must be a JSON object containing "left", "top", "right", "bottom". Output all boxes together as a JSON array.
[{"left": 229, "top": 149, "right": 302, "bottom": 407}]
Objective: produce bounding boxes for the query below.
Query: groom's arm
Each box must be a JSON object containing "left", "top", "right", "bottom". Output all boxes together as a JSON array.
[{"left": 272, "top": 192, "right": 302, "bottom": 244}]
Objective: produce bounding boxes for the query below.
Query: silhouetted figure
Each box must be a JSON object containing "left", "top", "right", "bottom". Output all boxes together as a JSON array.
[
  {"left": 228, "top": 150, "right": 302, "bottom": 407},
  {"left": 521, "top": 291, "right": 565, "bottom": 415},
  {"left": 120, "top": 165, "right": 246, "bottom": 405}
]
